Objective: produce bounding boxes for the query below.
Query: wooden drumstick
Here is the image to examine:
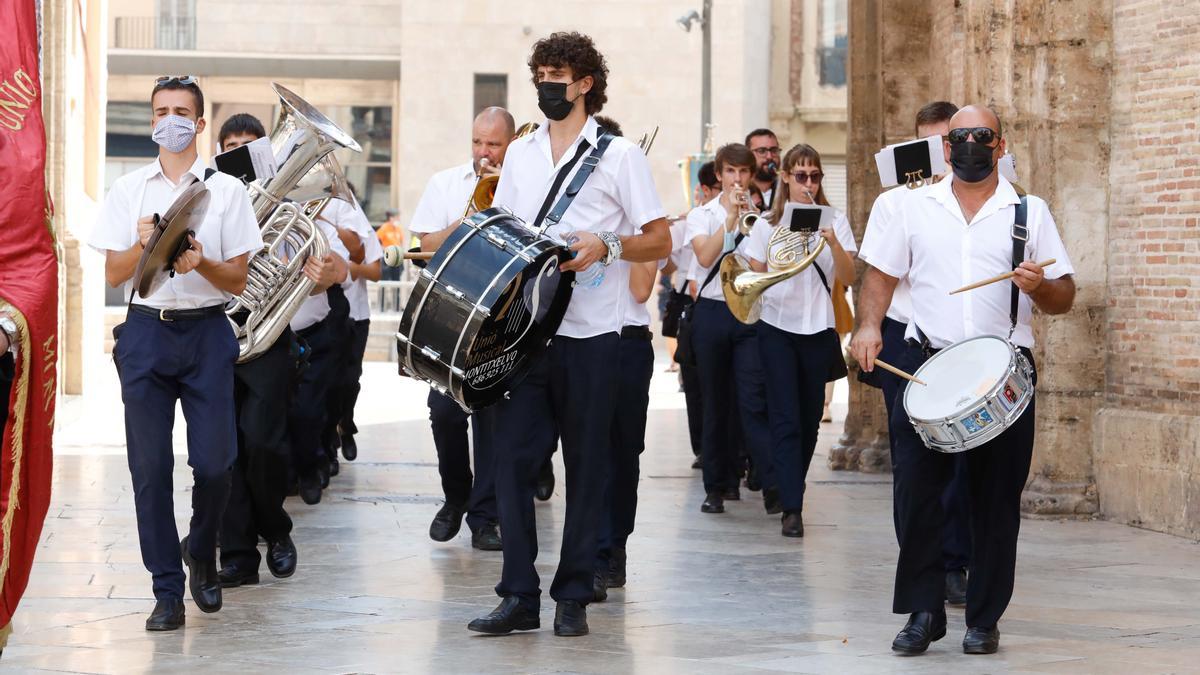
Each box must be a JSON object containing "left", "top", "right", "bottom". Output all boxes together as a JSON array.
[
  {"left": 405, "top": 251, "right": 435, "bottom": 261},
  {"left": 873, "top": 358, "right": 926, "bottom": 386},
  {"left": 383, "top": 245, "right": 435, "bottom": 267},
  {"left": 949, "top": 259, "right": 1057, "bottom": 295}
]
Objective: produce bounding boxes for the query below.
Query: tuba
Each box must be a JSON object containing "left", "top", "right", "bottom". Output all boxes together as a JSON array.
[
  {"left": 226, "top": 83, "right": 362, "bottom": 362},
  {"left": 720, "top": 195, "right": 826, "bottom": 324}
]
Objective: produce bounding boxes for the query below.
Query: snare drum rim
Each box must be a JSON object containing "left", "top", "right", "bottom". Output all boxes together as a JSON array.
[{"left": 903, "top": 335, "right": 1015, "bottom": 424}]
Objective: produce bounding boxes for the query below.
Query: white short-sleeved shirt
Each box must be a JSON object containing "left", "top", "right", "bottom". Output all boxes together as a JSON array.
[
  {"left": 668, "top": 217, "right": 695, "bottom": 290},
  {"left": 859, "top": 174, "right": 1074, "bottom": 349},
  {"left": 744, "top": 209, "right": 857, "bottom": 335},
  {"left": 684, "top": 195, "right": 750, "bottom": 302},
  {"left": 321, "top": 197, "right": 383, "bottom": 321},
  {"left": 409, "top": 161, "right": 476, "bottom": 235},
  {"left": 864, "top": 186, "right": 915, "bottom": 324},
  {"left": 290, "top": 218, "right": 352, "bottom": 332},
  {"left": 88, "top": 156, "right": 263, "bottom": 310},
  {"left": 491, "top": 116, "right": 667, "bottom": 339}
]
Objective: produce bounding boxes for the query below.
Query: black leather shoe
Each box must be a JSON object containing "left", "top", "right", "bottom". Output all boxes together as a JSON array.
[
  {"left": 763, "top": 487, "right": 782, "bottom": 515},
  {"left": 891, "top": 611, "right": 947, "bottom": 655},
  {"left": 722, "top": 486, "right": 741, "bottom": 501},
  {"left": 553, "top": 600, "right": 589, "bottom": 637},
  {"left": 963, "top": 626, "right": 1000, "bottom": 654},
  {"left": 745, "top": 470, "right": 762, "bottom": 492},
  {"left": 266, "top": 535, "right": 297, "bottom": 578},
  {"left": 217, "top": 565, "right": 260, "bottom": 588},
  {"left": 535, "top": 460, "right": 555, "bottom": 501},
  {"left": 318, "top": 459, "right": 331, "bottom": 487},
  {"left": 593, "top": 571, "right": 608, "bottom": 602},
  {"left": 145, "top": 598, "right": 185, "bottom": 631},
  {"left": 608, "top": 547, "right": 627, "bottom": 588},
  {"left": 429, "top": 502, "right": 466, "bottom": 542},
  {"left": 781, "top": 511, "right": 804, "bottom": 538},
  {"left": 467, "top": 597, "right": 540, "bottom": 635},
  {"left": 701, "top": 492, "right": 725, "bottom": 514},
  {"left": 341, "top": 433, "right": 358, "bottom": 461},
  {"left": 299, "top": 470, "right": 322, "bottom": 505},
  {"left": 180, "top": 537, "right": 222, "bottom": 613},
  {"left": 471, "top": 522, "right": 502, "bottom": 551},
  {"left": 328, "top": 456, "right": 340, "bottom": 478},
  {"left": 691, "top": 456, "right": 702, "bottom": 470},
  {"left": 945, "top": 568, "right": 967, "bottom": 606}
]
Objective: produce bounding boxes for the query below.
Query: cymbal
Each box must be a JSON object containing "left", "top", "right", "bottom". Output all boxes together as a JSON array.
[{"left": 134, "top": 180, "right": 211, "bottom": 299}]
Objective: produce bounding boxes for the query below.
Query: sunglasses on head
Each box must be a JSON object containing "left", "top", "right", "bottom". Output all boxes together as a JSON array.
[
  {"left": 947, "top": 127, "right": 999, "bottom": 145},
  {"left": 154, "top": 75, "right": 198, "bottom": 86},
  {"left": 790, "top": 170, "right": 823, "bottom": 184}
]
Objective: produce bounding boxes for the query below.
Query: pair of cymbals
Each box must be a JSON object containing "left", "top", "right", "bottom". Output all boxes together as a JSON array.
[{"left": 133, "top": 180, "right": 211, "bottom": 298}]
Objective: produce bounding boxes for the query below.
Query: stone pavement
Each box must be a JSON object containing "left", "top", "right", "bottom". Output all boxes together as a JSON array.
[{"left": 4, "top": 359, "right": 1200, "bottom": 674}]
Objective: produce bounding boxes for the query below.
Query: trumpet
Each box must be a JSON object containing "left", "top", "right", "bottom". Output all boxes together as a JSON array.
[{"left": 731, "top": 184, "right": 761, "bottom": 236}]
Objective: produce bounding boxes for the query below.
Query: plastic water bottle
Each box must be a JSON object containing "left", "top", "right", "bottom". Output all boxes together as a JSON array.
[{"left": 564, "top": 231, "right": 605, "bottom": 289}]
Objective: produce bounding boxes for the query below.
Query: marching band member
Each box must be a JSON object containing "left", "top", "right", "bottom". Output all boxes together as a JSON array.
[
  {"left": 319, "top": 218, "right": 362, "bottom": 480},
  {"left": 409, "top": 107, "right": 516, "bottom": 550},
  {"left": 685, "top": 144, "right": 776, "bottom": 516},
  {"left": 212, "top": 114, "right": 327, "bottom": 588},
  {"left": 468, "top": 32, "right": 670, "bottom": 638},
  {"left": 321, "top": 189, "right": 382, "bottom": 467},
  {"left": 745, "top": 128, "right": 782, "bottom": 209},
  {"left": 675, "top": 161, "right": 717, "bottom": 469},
  {"left": 88, "top": 77, "right": 263, "bottom": 630},
  {"left": 745, "top": 144, "right": 856, "bottom": 537},
  {"left": 852, "top": 105, "right": 1075, "bottom": 656},
  {"left": 866, "top": 101, "right": 973, "bottom": 606}
]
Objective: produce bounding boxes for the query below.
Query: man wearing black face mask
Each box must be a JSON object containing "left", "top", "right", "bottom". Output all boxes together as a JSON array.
[
  {"left": 852, "top": 105, "right": 1076, "bottom": 657},
  {"left": 746, "top": 128, "right": 782, "bottom": 209},
  {"left": 467, "top": 31, "right": 671, "bottom": 639}
]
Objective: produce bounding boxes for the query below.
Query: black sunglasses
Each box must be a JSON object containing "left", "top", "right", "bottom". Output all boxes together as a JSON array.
[
  {"left": 154, "top": 75, "right": 198, "bottom": 86},
  {"left": 947, "top": 127, "right": 999, "bottom": 145}
]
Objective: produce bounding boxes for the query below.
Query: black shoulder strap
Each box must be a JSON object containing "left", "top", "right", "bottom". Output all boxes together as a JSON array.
[
  {"left": 203, "top": 168, "right": 216, "bottom": 181},
  {"left": 698, "top": 232, "right": 744, "bottom": 297},
  {"left": 538, "top": 130, "right": 616, "bottom": 232},
  {"left": 533, "top": 140, "right": 590, "bottom": 230},
  {"left": 1010, "top": 196, "right": 1029, "bottom": 337}
]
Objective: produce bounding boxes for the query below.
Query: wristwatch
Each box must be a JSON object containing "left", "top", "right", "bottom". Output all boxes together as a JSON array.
[{"left": 597, "top": 231, "right": 623, "bottom": 266}]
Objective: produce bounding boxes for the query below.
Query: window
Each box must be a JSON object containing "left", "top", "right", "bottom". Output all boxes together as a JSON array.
[
  {"left": 156, "top": 0, "right": 195, "bottom": 49},
  {"left": 817, "top": 0, "right": 847, "bottom": 87},
  {"left": 473, "top": 74, "right": 507, "bottom": 115},
  {"left": 326, "top": 105, "right": 393, "bottom": 224}
]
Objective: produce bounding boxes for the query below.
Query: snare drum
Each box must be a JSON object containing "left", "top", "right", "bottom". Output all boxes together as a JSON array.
[
  {"left": 903, "top": 335, "right": 1034, "bottom": 453},
  {"left": 397, "top": 207, "right": 574, "bottom": 411}
]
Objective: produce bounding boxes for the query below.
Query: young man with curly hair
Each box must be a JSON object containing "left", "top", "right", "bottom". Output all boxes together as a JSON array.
[{"left": 467, "top": 31, "right": 671, "bottom": 638}]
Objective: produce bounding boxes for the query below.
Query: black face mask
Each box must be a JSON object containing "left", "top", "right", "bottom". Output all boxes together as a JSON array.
[
  {"left": 949, "top": 141, "right": 997, "bottom": 183},
  {"left": 537, "top": 80, "right": 579, "bottom": 121}
]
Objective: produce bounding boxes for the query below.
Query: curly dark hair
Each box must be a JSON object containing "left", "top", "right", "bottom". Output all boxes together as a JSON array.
[{"left": 528, "top": 31, "right": 609, "bottom": 115}]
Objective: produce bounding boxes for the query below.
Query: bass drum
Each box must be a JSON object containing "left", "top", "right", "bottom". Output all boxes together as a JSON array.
[{"left": 397, "top": 207, "right": 574, "bottom": 410}]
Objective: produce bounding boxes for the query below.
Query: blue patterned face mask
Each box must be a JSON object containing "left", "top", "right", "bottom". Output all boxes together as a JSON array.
[{"left": 152, "top": 115, "right": 196, "bottom": 153}]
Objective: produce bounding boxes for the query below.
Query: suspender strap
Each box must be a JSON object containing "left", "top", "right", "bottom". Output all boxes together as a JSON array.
[
  {"left": 538, "top": 130, "right": 616, "bottom": 232},
  {"left": 1010, "top": 196, "right": 1029, "bottom": 338}
]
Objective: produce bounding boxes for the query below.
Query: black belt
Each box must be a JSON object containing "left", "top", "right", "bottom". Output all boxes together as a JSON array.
[
  {"left": 296, "top": 319, "right": 326, "bottom": 339},
  {"left": 130, "top": 304, "right": 225, "bottom": 322},
  {"left": 621, "top": 325, "right": 652, "bottom": 341}
]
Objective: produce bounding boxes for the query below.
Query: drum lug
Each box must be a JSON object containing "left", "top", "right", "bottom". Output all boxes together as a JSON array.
[
  {"left": 485, "top": 232, "right": 508, "bottom": 250},
  {"left": 421, "top": 346, "right": 441, "bottom": 361},
  {"left": 395, "top": 332, "right": 410, "bottom": 344},
  {"left": 450, "top": 366, "right": 465, "bottom": 379},
  {"left": 443, "top": 284, "right": 465, "bottom": 300},
  {"left": 419, "top": 268, "right": 436, "bottom": 281}
]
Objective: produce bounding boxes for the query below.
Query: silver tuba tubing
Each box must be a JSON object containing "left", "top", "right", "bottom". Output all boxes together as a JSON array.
[{"left": 227, "top": 83, "right": 360, "bottom": 363}]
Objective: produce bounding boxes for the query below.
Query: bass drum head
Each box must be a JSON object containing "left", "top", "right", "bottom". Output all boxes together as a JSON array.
[
  {"left": 905, "top": 335, "right": 1013, "bottom": 421},
  {"left": 459, "top": 246, "right": 574, "bottom": 409}
]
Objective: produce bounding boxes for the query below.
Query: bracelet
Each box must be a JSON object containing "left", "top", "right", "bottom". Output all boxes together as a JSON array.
[{"left": 598, "top": 231, "right": 623, "bottom": 266}]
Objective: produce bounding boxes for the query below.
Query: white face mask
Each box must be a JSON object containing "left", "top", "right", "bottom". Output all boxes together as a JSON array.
[{"left": 152, "top": 114, "right": 197, "bottom": 153}]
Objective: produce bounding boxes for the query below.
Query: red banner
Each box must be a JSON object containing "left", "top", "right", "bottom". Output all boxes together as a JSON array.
[{"left": 0, "top": 0, "right": 58, "bottom": 650}]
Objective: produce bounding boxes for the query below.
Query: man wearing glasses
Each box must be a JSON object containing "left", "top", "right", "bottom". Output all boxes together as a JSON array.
[
  {"left": 852, "top": 105, "right": 1075, "bottom": 656},
  {"left": 88, "top": 76, "right": 262, "bottom": 631},
  {"left": 745, "top": 128, "right": 782, "bottom": 209}
]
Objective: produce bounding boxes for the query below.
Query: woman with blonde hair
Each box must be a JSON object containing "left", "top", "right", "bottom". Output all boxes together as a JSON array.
[{"left": 744, "top": 144, "right": 857, "bottom": 537}]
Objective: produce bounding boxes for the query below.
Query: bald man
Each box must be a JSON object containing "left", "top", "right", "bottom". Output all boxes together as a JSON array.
[
  {"left": 408, "top": 107, "right": 518, "bottom": 551},
  {"left": 852, "top": 105, "right": 1075, "bottom": 656}
]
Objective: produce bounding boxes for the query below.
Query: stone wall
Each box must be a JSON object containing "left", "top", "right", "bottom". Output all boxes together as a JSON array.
[{"left": 1095, "top": 0, "right": 1200, "bottom": 539}]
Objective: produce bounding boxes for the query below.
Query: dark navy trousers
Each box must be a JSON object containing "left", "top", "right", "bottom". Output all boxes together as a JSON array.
[
  {"left": 492, "top": 334, "right": 618, "bottom": 608},
  {"left": 879, "top": 318, "right": 971, "bottom": 572},
  {"left": 335, "top": 318, "right": 371, "bottom": 441},
  {"left": 757, "top": 324, "right": 838, "bottom": 513},
  {"left": 427, "top": 390, "right": 497, "bottom": 531},
  {"left": 679, "top": 361, "right": 703, "bottom": 457},
  {"left": 221, "top": 328, "right": 295, "bottom": 571},
  {"left": 320, "top": 286, "right": 353, "bottom": 458},
  {"left": 690, "top": 298, "right": 773, "bottom": 494},
  {"left": 596, "top": 329, "right": 654, "bottom": 569},
  {"left": 290, "top": 316, "right": 339, "bottom": 475},
  {"left": 890, "top": 342, "right": 1036, "bottom": 629},
  {"left": 113, "top": 309, "right": 237, "bottom": 602}
]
